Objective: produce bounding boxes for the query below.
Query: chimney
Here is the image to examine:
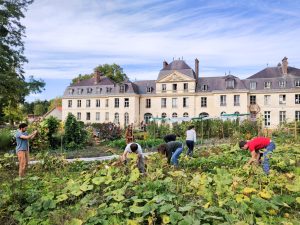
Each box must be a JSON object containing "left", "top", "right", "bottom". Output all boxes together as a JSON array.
[
  {"left": 282, "top": 57, "right": 288, "bottom": 75},
  {"left": 94, "top": 69, "right": 101, "bottom": 84},
  {"left": 163, "top": 60, "right": 168, "bottom": 69},
  {"left": 195, "top": 58, "right": 199, "bottom": 80}
]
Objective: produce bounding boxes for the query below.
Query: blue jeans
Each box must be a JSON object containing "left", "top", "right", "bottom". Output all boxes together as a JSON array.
[
  {"left": 171, "top": 146, "right": 183, "bottom": 166},
  {"left": 262, "top": 142, "right": 275, "bottom": 174}
]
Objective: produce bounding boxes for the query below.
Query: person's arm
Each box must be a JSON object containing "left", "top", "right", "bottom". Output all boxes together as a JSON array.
[
  {"left": 166, "top": 149, "right": 172, "bottom": 164},
  {"left": 193, "top": 130, "right": 197, "bottom": 143},
  {"left": 20, "top": 131, "right": 37, "bottom": 140},
  {"left": 246, "top": 151, "right": 259, "bottom": 165},
  {"left": 121, "top": 151, "right": 129, "bottom": 162}
]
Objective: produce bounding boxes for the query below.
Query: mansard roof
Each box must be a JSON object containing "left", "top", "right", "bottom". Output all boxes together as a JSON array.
[
  {"left": 70, "top": 76, "right": 115, "bottom": 86},
  {"left": 247, "top": 66, "right": 300, "bottom": 79},
  {"left": 133, "top": 80, "right": 156, "bottom": 94},
  {"left": 157, "top": 60, "right": 196, "bottom": 80}
]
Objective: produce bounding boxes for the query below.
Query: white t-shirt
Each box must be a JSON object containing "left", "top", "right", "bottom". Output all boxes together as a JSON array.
[
  {"left": 186, "top": 129, "right": 197, "bottom": 142},
  {"left": 124, "top": 143, "right": 143, "bottom": 155}
]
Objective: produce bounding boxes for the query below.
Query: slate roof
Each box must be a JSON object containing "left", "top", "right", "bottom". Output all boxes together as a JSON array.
[
  {"left": 133, "top": 80, "right": 156, "bottom": 94},
  {"left": 157, "top": 60, "right": 196, "bottom": 80},
  {"left": 197, "top": 75, "right": 247, "bottom": 92},
  {"left": 247, "top": 66, "right": 300, "bottom": 79},
  {"left": 70, "top": 76, "right": 115, "bottom": 86}
]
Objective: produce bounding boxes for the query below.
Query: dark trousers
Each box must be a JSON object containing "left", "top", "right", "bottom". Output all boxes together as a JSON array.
[{"left": 186, "top": 140, "right": 194, "bottom": 156}]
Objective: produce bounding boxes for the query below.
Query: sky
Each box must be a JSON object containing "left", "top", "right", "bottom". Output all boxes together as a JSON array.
[{"left": 22, "top": 0, "right": 300, "bottom": 102}]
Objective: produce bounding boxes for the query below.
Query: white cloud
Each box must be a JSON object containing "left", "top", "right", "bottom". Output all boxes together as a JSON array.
[{"left": 22, "top": 0, "right": 300, "bottom": 82}]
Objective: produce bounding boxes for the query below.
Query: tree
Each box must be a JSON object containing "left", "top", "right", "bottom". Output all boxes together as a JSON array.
[
  {"left": 48, "top": 97, "right": 62, "bottom": 111},
  {"left": 0, "top": 0, "right": 45, "bottom": 122},
  {"left": 33, "top": 103, "right": 45, "bottom": 116},
  {"left": 71, "top": 64, "right": 128, "bottom": 84},
  {"left": 3, "top": 104, "right": 25, "bottom": 125}
]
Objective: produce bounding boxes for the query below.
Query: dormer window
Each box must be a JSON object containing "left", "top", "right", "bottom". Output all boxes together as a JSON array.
[
  {"left": 96, "top": 87, "right": 101, "bottom": 94},
  {"left": 295, "top": 80, "right": 300, "bottom": 87},
  {"left": 87, "top": 88, "right": 93, "bottom": 94},
  {"left": 106, "top": 87, "right": 112, "bottom": 93},
  {"left": 147, "top": 87, "right": 153, "bottom": 93},
  {"left": 120, "top": 85, "right": 125, "bottom": 93},
  {"left": 264, "top": 81, "right": 272, "bottom": 89},
  {"left": 202, "top": 84, "right": 208, "bottom": 91},
  {"left": 68, "top": 89, "right": 74, "bottom": 95},
  {"left": 226, "top": 79, "right": 235, "bottom": 89},
  {"left": 250, "top": 81, "right": 257, "bottom": 90},
  {"left": 279, "top": 80, "right": 286, "bottom": 88},
  {"left": 77, "top": 88, "right": 83, "bottom": 95}
]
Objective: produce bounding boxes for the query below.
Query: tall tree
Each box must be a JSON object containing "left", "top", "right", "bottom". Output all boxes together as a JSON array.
[
  {"left": 71, "top": 64, "right": 128, "bottom": 84},
  {"left": 0, "top": 0, "right": 45, "bottom": 123},
  {"left": 48, "top": 97, "right": 62, "bottom": 111}
]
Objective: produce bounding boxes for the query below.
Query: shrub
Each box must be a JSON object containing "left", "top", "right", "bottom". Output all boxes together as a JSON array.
[
  {"left": 91, "top": 122, "right": 122, "bottom": 141},
  {"left": 0, "top": 128, "right": 15, "bottom": 152},
  {"left": 44, "top": 116, "right": 60, "bottom": 149},
  {"left": 64, "top": 113, "right": 88, "bottom": 150}
]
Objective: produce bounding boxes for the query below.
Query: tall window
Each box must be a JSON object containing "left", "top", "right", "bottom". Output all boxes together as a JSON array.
[
  {"left": 114, "top": 113, "right": 119, "bottom": 124},
  {"left": 124, "top": 113, "right": 129, "bottom": 126},
  {"left": 96, "top": 99, "right": 101, "bottom": 107},
  {"left": 295, "top": 111, "right": 300, "bottom": 121},
  {"left": 264, "top": 111, "right": 271, "bottom": 127},
  {"left": 144, "top": 113, "right": 152, "bottom": 123},
  {"left": 279, "top": 111, "right": 286, "bottom": 124},
  {"left": 105, "top": 99, "right": 109, "bottom": 107},
  {"left": 250, "top": 95, "right": 256, "bottom": 105},
  {"left": 250, "top": 81, "right": 257, "bottom": 90},
  {"left": 264, "top": 95, "right": 271, "bottom": 105},
  {"left": 183, "top": 83, "right": 188, "bottom": 92},
  {"left": 147, "top": 87, "right": 152, "bottom": 93},
  {"left": 172, "top": 112, "right": 177, "bottom": 118},
  {"left": 146, "top": 99, "right": 151, "bottom": 108},
  {"left": 161, "top": 98, "right": 166, "bottom": 108},
  {"left": 162, "top": 113, "right": 167, "bottom": 118},
  {"left": 86, "top": 112, "right": 91, "bottom": 121},
  {"left": 234, "top": 95, "right": 240, "bottom": 106},
  {"left": 172, "top": 84, "right": 177, "bottom": 92},
  {"left": 120, "top": 85, "right": 125, "bottom": 93},
  {"left": 68, "top": 100, "right": 72, "bottom": 108},
  {"left": 220, "top": 95, "right": 226, "bottom": 106},
  {"left": 183, "top": 97, "right": 189, "bottom": 107},
  {"left": 279, "top": 80, "right": 286, "bottom": 88},
  {"left": 86, "top": 100, "right": 91, "bottom": 108},
  {"left": 279, "top": 95, "right": 286, "bottom": 105},
  {"left": 295, "top": 80, "right": 300, "bottom": 87},
  {"left": 105, "top": 112, "right": 109, "bottom": 121},
  {"left": 162, "top": 84, "right": 166, "bottom": 92},
  {"left": 183, "top": 112, "right": 189, "bottom": 117},
  {"left": 77, "top": 100, "right": 81, "bottom": 108},
  {"left": 172, "top": 98, "right": 177, "bottom": 108},
  {"left": 295, "top": 94, "right": 300, "bottom": 104},
  {"left": 124, "top": 98, "right": 129, "bottom": 108},
  {"left": 201, "top": 97, "right": 207, "bottom": 107},
  {"left": 114, "top": 98, "right": 119, "bottom": 108},
  {"left": 96, "top": 112, "right": 100, "bottom": 121},
  {"left": 264, "top": 81, "right": 271, "bottom": 89},
  {"left": 77, "top": 112, "right": 81, "bottom": 120}
]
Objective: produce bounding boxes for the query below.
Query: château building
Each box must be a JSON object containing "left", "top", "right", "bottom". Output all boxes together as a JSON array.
[{"left": 62, "top": 57, "right": 300, "bottom": 128}]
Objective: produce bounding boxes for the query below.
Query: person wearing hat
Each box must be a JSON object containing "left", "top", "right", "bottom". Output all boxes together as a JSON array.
[{"left": 239, "top": 137, "right": 275, "bottom": 174}]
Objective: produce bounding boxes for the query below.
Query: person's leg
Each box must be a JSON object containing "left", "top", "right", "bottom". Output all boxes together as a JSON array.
[
  {"left": 190, "top": 141, "right": 195, "bottom": 156},
  {"left": 262, "top": 142, "right": 275, "bottom": 174},
  {"left": 25, "top": 150, "right": 29, "bottom": 173},
  {"left": 137, "top": 155, "right": 145, "bottom": 173},
  {"left": 17, "top": 151, "right": 26, "bottom": 177},
  {"left": 186, "top": 140, "right": 192, "bottom": 156},
  {"left": 171, "top": 147, "right": 183, "bottom": 166}
]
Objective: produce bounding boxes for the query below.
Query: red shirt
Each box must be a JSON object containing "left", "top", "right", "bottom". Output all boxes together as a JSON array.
[{"left": 247, "top": 137, "right": 271, "bottom": 152}]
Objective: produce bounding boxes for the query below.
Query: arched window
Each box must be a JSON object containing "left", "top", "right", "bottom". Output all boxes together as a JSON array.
[
  {"left": 220, "top": 111, "right": 226, "bottom": 116},
  {"left": 124, "top": 113, "right": 129, "bottom": 126},
  {"left": 114, "top": 113, "right": 119, "bottom": 124},
  {"left": 183, "top": 112, "right": 189, "bottom": 117},
  {"left": 172, "top": 113, "right": 177, "bottom": 118},
  {"left": 234, "top": 111, "right": 240, "bottom": 115},
  {"left": 144, "top": 113, "right": 152, "bottom": 124},
  {"left": 161, "top": 113, "right": 167, "bottom": 118},
  {"left": 199, "top": 112, "right": 209, "bottom": 117}
]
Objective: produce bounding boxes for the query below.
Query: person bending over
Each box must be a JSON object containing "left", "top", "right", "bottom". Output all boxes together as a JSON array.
[
  {"left": 157, "top": 141, "right": 183, "bottom": 167},
  {"left": 121, "top": 142, "right": 145, "bottom": 173}
]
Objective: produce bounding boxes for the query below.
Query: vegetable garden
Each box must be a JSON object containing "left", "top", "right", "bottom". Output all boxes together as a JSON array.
[{"left": 0, "top": 142, "right": 299, "bottom": 225}]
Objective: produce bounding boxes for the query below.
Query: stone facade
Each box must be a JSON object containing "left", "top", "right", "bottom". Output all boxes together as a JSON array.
[{"left": 62, "top": 57, "right": 300, "bottom": 128}]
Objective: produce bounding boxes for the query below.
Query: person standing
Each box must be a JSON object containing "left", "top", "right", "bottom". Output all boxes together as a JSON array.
[
  {"left": 121, "top": 142, "right": 145, "bottom": 173},
  {"left": 125, "top": 124, "right": 134, "bottom": 144},
  {"left": 15, "top": 123, "right": 37, "bottom": 178},
  {"left": 239, "top": 137, "right": 276, "bottom": 175},
  {"left": 157, "top": 141, "right": 183, "bottom": 167},
  {"left": 186, "top": 125, "right": 197, "bottom": 156}
]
